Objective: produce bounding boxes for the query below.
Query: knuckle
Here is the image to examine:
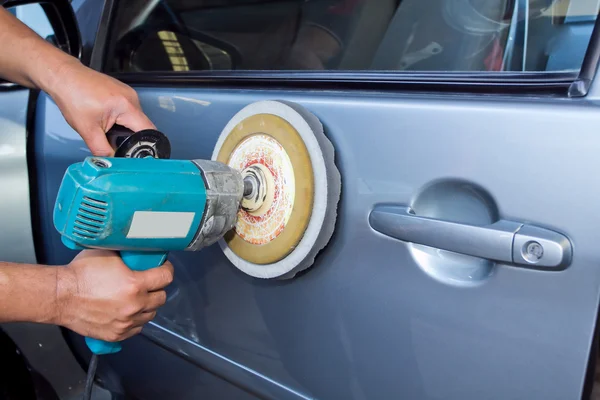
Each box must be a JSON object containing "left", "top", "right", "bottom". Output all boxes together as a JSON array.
[
  {"left": 126, "top": 91, "right": 140, "bottom": 107},
  {"left": 108, "top": 332, "right": 121, "bottom": 342},
  {"left": 131, "top": 302, "right": 144, "bottom": 315},
  {"left": 124, "top": 85, "right": 137, "bottom": 98},
  {"left": 125, "top": 281, "right": 142, "bottom": 296},
  {"left": 157, "top": 291, "right": 167, "bottom": 306},
  {"left": 122, "top": 320, "right": 135, "bottom": 330},
  {"left": 121, "top": 304, "right": 140, "bottom": 318},
  {"left": 117, "top": 322, "right": 129, "bottom": 333},
  {"left": 161, "top": 269, "right": 174, "bottom": 285},
  {"left": 119, "top": 93, "right": 132, "bottom": 105},
  {"left": 113, "top": 95, "right": 133, "bottom": 112},
  {"left": 165, "top": 267, "right": 175, "bottom": 283}
]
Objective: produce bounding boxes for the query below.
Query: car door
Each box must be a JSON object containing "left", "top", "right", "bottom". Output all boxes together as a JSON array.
[
  {"left": 0, "top": 2, "right": 52, "bottom": 266},
  {"left": 32, "top": 0, "right": 600, "bottom": 399}
]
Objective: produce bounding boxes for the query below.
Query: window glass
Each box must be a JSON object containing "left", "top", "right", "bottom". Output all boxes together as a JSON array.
[
  {"left": 10, "top": 4, "right": 55, "bottom": 41},
  {"left": 105, "top": 0, "right": 600, "bottom": 74}
]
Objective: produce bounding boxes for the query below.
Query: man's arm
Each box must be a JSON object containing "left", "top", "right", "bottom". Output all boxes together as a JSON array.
[
  {"left": 0, "top": 262, "right": 64, "bottom": 324},
  {"left": 0, "top": 251, "right": 174, "bottom": 342},
  {"left": 0, "top": 7, "right": 175, "bottom": 342},
  {"left": 0, "top": 7, "right": 155, "bottom": 156},
  {"left": 0, "top": 6, "right": 66, "bottom": 89}
]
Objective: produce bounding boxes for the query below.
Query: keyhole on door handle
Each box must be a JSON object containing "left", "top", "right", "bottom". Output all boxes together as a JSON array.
[{"left": 523, "top": 241, "right": 544, "bottom": 263}]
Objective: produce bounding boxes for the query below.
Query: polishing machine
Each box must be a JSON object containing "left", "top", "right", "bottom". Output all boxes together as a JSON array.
[{"left": 54, "top": 144, "right": 260, "bottom": 354}]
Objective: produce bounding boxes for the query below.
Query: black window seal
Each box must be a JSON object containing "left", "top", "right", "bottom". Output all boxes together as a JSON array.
[
  {"left": 108, "top": 70, "right": 577, "bottom": 96},
  {"left": 89, "top": 0, "right": 600, "bottom": 97}
]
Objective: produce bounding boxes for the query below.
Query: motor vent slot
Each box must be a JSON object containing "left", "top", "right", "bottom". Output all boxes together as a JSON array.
[{"left": 75, "top": 196, "right": 109, "bottom": 239}]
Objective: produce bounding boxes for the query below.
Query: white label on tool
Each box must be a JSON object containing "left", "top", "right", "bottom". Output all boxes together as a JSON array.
[{"left": 126, "top": 211, "right": 195, "bottom": 239}]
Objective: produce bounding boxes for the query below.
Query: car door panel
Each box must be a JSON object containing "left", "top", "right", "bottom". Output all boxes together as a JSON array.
[
  {"left": 0, "top": 90, "right": 37, "bottom": 265},
  {"left": 34, "top": 85, "right": 600, "bottom": 399},
  {"left": 100, "top": 333, "right": 261, "bottom": 400}
]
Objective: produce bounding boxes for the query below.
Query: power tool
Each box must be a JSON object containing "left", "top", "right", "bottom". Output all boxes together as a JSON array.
[
  {"left": 53, "top": 126, "right": 250, "bottom": 400},
  {"left": 53, "top": 129, "right": 247, "bottom": 355}
]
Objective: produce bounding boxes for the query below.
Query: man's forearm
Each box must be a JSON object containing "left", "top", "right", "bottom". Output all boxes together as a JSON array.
[
  {"left": 0, "top": 7, "right": 77, "bottom": 92},
  {"left": 0, "top": 262, "right": 71, "bottom": 325}
]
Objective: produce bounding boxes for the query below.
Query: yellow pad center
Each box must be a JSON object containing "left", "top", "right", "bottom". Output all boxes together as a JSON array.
[
  {"left": 228, "top": 134, "right": 295, "bottom": 245},
  {"left": 216, "top": 113, "right": 314, "bottom": 265}
]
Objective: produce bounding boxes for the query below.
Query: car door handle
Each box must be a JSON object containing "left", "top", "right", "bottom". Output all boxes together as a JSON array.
[{"left": 369, "top": 206, "right": 572, "bottom": 269}]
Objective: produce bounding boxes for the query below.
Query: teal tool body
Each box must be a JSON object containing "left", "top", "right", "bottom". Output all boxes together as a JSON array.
[{"left": 53, "top": 156, "right": 244, "bottom": 355}]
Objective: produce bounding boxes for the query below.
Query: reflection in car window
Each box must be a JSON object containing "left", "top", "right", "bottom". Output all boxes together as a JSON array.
[{"left": 105, "top": 0, "right": 600, "bottom": 73}]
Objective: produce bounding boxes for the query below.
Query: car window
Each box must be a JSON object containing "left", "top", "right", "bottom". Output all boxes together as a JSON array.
[
  {"left": 9, "top": 3, "right": 55, "bottom": 42},
  {"left": 104, "top": 0, "right": 600, "bottom": 74}
]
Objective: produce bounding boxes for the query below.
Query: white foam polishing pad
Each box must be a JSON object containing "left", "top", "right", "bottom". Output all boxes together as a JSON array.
[{"left": 212, "top": 100, "right": 341, "bottom": 279}]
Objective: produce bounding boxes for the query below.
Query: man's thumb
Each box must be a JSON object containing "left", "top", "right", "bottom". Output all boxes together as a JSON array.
[{"left": 85, "top": 127, "right": 114, "bottom": 157}]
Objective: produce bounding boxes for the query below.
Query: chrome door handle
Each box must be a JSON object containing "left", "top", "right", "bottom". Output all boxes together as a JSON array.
[{"left": 369, "top": 206, "right": 572, "bottom": 269}]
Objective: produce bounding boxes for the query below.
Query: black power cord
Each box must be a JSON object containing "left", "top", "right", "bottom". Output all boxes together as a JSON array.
[{"left": 83, "top": 354, "right": 99, "bottom": 400}]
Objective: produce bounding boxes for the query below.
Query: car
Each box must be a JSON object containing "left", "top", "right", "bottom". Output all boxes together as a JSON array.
[{"left": 2, "top": 0, "right": 600, "bottom": 399}]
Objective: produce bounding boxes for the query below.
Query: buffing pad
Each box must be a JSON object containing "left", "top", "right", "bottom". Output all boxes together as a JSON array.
[{"left": 212, "top": 100, "right": 341, "bottom": 279}]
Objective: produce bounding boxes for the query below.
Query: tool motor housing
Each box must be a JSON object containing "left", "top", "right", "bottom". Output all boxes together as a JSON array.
[{"left": 53, "top": 156, "right": 243, "bottom": 253}]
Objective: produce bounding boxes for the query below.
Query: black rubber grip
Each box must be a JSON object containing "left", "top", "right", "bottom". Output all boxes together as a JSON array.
[{"left": 106, "top": 125, "right": 171, "bottom": 159}]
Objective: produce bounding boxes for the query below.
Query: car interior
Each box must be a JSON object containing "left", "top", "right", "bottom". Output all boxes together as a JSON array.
[{"left": 103, "top": 0, "right": 599, "bottom": 74}]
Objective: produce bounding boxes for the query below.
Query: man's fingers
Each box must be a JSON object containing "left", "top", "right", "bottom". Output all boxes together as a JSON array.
[
  {"left": 117, "top": 107, "right": 156, "bottom": 133},
  {"left": 118, "top": 326, "right": 143, "bottom": 341},
  {"left": 135, "top": 262, "right": 174, "bottom": 292},
  {"left": 84, "top": 127, "right": 115, "bottom": 157},
  {"left": 143, "top": 291, "right": 168, "bottom": 312},
  {"left": 131, "top": 310, "right": 157, "bottom": 326},
  {"left": 79, "top": 98, "right": 156, "bottom": 156}
]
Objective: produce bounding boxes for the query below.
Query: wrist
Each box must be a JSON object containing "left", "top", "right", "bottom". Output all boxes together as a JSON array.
[
  {"left": 54, "top": 265, "right": 77, "bottom": 326},
  {"left": 30, "top": 45, "right": 81, "bottom": 98}
]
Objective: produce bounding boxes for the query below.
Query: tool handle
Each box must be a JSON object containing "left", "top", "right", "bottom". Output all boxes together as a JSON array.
[{"left": 85, "top": 251, "right": 168, "bottom": 355}]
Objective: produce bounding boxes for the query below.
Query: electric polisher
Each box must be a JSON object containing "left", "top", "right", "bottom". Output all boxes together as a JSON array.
[{"left": 53, "top": 100, "right": 341, "bottom": 397}]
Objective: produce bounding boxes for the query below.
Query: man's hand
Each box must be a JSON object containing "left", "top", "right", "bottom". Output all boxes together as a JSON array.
[
  {"left": 56, "top": 250, "right": 174, "bottom": 342},
  {"left": 47, "top": 60, "right": 156, "bottom": 156},
  {"left": 0, "top": 7, "right": 155, "bottom": 156}
]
